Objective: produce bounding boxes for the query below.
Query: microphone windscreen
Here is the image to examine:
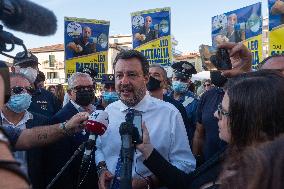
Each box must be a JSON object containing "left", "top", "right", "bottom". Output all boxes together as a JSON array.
[
  {"left": 86, "top": 110, "right": 109, "bottom": 135},
  {"left": 3, "top": 0, "right": 57, "bottom": 36}
]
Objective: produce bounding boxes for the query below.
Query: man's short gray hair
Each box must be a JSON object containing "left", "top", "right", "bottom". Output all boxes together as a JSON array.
[
  {"left": 68, "top": 72, "right": 92, "bottom": 89},
  {"left": 149, "top": 64, "right": 167, "bottom": 80}
]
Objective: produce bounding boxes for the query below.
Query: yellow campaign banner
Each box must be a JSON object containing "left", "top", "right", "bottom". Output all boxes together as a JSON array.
[
  {"left": 268, "top": 0, "right": 284, "bottom": 56},
  {"left": 244, "top": 34, "right": 263, "bottom": 69},
  {"left": 65, "top": 51, "right": 108, "bottom": 80},
  {"left": 131, "top": 7, "right": 172, "bottom": 66},
  {"left": 269, "top": 27, "right": 284, "bottom": 55},
  {"left": 135, "top": 36, "right": 172, "bottom": 65},
  {"left": 64, "top": 17, "right": 109, "bottom": 81}
]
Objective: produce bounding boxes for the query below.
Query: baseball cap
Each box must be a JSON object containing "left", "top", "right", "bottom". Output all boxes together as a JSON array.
[{"left": 13, "top": 51, "right": 40, "bottom": 66}]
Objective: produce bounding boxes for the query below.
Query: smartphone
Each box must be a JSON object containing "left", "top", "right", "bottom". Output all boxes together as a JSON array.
[
  {"left": 132, "top": 112, "right": 143, "bottom": 144},
  {"left": 199, "top": 45, "right": 232, "bottom": 70}
]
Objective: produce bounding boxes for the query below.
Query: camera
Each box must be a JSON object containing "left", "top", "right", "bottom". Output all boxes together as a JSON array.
[{"left": 210, "top": 48, "right": 232, "bottom": 70}]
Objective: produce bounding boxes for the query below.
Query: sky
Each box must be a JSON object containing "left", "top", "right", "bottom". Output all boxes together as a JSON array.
[{"left": 1, "top": 0, "right": 269, "bottom": 56}]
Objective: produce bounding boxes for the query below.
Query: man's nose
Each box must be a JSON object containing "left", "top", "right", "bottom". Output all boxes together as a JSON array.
[{"left": 121, "top": 74, "right": 130, "bottom": 84}]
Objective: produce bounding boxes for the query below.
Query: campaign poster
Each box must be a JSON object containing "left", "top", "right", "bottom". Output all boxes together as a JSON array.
[
  {"left": 131, "top": 7, "right": 172, "bottom": 66},
  {"left": 64, "top": 17, "right": 110, "bottom": 80},
  {"left": 212, "top": 3, "right": 262, "bottom": 68},
  {"left": 268, "top": 0, "right": 284, "bottom": 56}
]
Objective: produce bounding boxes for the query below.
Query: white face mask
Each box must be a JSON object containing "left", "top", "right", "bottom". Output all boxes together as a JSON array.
[{"left": 19, "top": 67, "right": 38, "bottom": 83}]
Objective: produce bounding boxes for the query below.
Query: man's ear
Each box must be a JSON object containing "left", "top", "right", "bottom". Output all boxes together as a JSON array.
[{"left": 144, "top": 74, "right": 149, "bottom": 84}]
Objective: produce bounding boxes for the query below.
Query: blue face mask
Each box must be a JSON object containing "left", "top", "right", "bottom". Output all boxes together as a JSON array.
[
  {"left": 6, "top": 93, "right": 32, "bottom": 113},
  {"left": 102, "top": 92, "right": 119, "bottom": 104},
  {"left": 172, "top": 81, "right": 188, "bottom": 93}
]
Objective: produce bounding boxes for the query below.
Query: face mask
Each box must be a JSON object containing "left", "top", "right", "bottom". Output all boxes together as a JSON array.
[
  {"left": 102, "top": 92, "right": 119, "bottom": 104},
  {"left": 210, "top": 71, "right": 228, "bottom": 87},
  {"left": 6, "top": 93, "right": 32, "bottom": 113},
  {"left": 19, "top": 67, "right": 38, "bottom": 83},
  {"left": 172, "top": 81, "right": 188, "bottom": 93},
  {"left": 146, "top": 76, "right": 161, "bottom": 92},
  {"left": 75, "top": 90, "right": 94, "bottom": 106}
]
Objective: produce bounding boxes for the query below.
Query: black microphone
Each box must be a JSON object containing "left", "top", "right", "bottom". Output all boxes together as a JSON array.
[
  {"left": 0, "top": 0, "right": 57, "bottom": 36},
  {"left": 119, "top": 122, "right": 134, "bottom": 189},
  {"left": 0, "top": 27, "right": 23, "bottom": 45}
]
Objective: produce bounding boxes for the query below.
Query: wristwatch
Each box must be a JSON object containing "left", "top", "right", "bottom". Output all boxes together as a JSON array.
[{"left": 59, "top": 122, "right": 72, "bottom": 136}]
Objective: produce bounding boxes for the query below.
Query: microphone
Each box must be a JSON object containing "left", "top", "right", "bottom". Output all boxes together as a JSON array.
[
  {"left": 84, "top": 110, "right": 108, "bottom": 160},
  {"left": 0, "top": 0, "right": 57, "bottom": 36},
  {"left": 119, "top": 121, "right": 134, "bottom": 189},
  {"left": 0, "top": 27, "right": 23, "bottom": 45},
  {"left": 77, "top": 110, "right": 108, "bottom": 187}
]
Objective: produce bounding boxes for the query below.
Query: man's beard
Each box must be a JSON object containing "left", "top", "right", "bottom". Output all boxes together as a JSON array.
[{"left": 118, "top": 83, "right": 146, "bottom": 107}]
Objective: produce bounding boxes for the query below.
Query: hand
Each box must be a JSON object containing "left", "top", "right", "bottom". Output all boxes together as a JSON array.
[
  {"left": 134, "top": 33, "right": 141, "bottom": 40},
  {"left": 65, "top": 112, "right": 89, "bottom": 133},
  {"left": 67, "top": 42, "right": 77, "bottom": 51},
  {"left": 271, "top": 0, "right": 284, "bottom": 15},
  {"left": 98, "top": 170, "right": 114, "bottom": 189},
  {"left": 136, "top": 123, "right": 154, "bottom": 159},
  {"left": 132, "top": 178, "right": 148, "bottom": 189},
  {"left": 218, "top": 42, "right": 252, "bottom": 77}
]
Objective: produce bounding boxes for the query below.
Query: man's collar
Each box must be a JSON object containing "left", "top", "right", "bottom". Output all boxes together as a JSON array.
[
  {"left": 70, "top": 100, "right": 95, "bottom": 113},
  {"left": 1, "top": 110, "right": 33, "bottom": 126},
  {"left": 119, "top": 94, "right": 150, "bottom": 113}
]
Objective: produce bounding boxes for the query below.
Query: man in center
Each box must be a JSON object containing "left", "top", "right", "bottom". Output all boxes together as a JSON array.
[{"left": 96, "top": 50, "right": 195, "bottom": 189}]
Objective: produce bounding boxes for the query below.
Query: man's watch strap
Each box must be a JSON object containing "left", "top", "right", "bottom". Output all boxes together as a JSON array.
[
  {"left": 59, "top": 122, "right": 72, "bottom": 136},
  {"left": 97, "top": 161, "right": 108, "bottom": 176}
]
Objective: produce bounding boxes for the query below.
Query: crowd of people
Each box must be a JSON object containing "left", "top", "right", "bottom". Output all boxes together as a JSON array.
[{"left": 0, "top": 42, "right": 283, "bottom": 189}]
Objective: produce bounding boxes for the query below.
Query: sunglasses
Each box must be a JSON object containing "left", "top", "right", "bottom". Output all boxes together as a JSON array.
[
  {"left": 72, "top": 85, "right": 94, "bottom": 92},
  {"left": 11, "top": 86, "right": 34, "bottom": 94},
  {"left": 217, "top": 104, "right": 230, "bottom": 118}
]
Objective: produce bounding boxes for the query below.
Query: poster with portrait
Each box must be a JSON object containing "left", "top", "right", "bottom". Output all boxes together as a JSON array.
[
  {"left": 64, "top": 17, "right": 110, "bottom": 80},
  {"left": 131, "top": 7, "right": 172, "bottom": 66},
  {"left": 268, "top": 0, "right": 284, "bottom": 56},
  {"left": 211, "top": 3, "right": 262, "bottom": 68}
]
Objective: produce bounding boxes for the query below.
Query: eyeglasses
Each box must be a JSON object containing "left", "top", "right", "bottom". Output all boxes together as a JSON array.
[
  {"left": 72, "top": 85, "right": 94, "bottom": 92},
  {"left": 217, "top": 104, "right": 230, "bottom": 118},
  {"left": 11, "top": 86, "right": 34, "bottom": 94},
  {"left": 204, "top": 83, "right": 211, "bottom": 87}
]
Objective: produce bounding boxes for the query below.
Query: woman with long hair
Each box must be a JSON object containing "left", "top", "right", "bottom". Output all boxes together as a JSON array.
[{"left": 136, "top": 70, "right": 284, "bottom": 189}]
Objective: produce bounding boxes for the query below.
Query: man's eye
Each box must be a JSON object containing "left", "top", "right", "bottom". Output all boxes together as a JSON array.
[
  {"left": 116, "top": 74, "right": 123, "bottom": 79},
  {"left": 128, "top": 73, "right": 138, "bottom": 78}
]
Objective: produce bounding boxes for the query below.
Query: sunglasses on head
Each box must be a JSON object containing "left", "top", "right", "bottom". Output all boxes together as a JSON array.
[
  {"left": 11, "top": 86, "right": 34, "bottom": 94},
  {"left": 217, "top": 104, "right": 230, "bottom": 118},
  {"left": 72, "top": 85, "right": 94, "bottom": 92}
]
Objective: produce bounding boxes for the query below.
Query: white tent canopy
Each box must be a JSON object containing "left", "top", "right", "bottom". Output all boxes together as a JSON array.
[{"left": 191, "top": 71, "right": 210, "bottom": 82}]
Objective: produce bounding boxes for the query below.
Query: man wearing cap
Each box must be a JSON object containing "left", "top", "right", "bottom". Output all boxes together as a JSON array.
[
  {"left": 168, "top": 61, "right": 199, "bottom": 145},
  {"left": 12, "top": 51, "right": 61, "bottom": 117},
  {"left": 96, "top": 74, "right": 119, "bottom": 110}
]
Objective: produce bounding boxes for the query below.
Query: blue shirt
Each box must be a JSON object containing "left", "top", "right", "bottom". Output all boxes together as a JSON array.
[
  {"left": 0, "top": 125, "right": 22, "bottom": 148},
  {"left": 29, "top": 88, "right": 61, "bottom": 117},
  {"left": 168, "top": 91, "right": 199, "bottom": 143},
  {"left": 197, "top": 87, "right": 227, "bottom": 161}
]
